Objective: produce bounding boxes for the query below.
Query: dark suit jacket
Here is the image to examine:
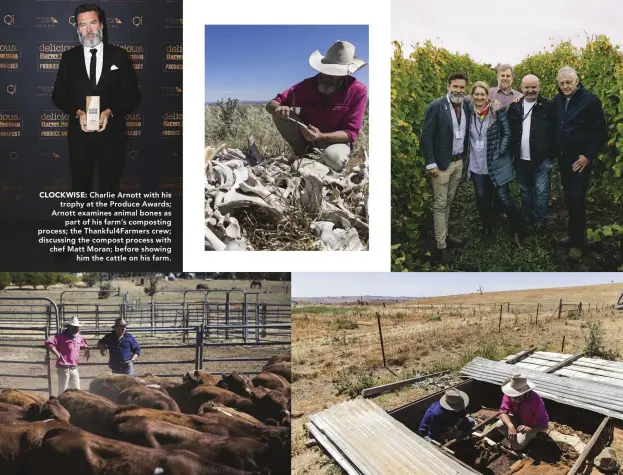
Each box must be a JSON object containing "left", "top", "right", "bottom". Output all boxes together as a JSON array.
[
  {"left": 420, "top": 96, "right": 472, "bottom": 171},
  {"left": 52, "top": 43, "right": 141, "bottom": 139},
  {"left": 507, "top": 95, "right": 557, "bottom": 164}
]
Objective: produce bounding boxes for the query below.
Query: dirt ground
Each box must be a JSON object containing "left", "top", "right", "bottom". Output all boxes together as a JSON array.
[{"left": 291, "top": 284, "right": 623, "bottom": 474}]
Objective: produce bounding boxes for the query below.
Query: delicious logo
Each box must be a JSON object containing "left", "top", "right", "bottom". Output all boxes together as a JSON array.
[
  {"left": 39, "top": 111, "right": 70, "bottom": 138},
  {"left": 114, "top": 43, "right": 145, "bottom": 71},
  {"left": 0, "top": 43, "right": 20, "bottom": 71},
  {"left": 6, "top": 85, "right": 16, "bottom": 96},
  {"left": 0, "top": 111, "right": 21, "bottom": 138},
  {"left": 132, "top": 16, "right": 142, "bottom": 27},
  {"left": 164, "top": 17, "right": 182, "bottom": 29},
  {"left": 37, "top": 42, "right": 73, "bottom": 71},
  {"left": 161, "top": 111, "right": 182, "bottom": 137},
  {"left": 161, "top": 85, "right": 182, "bottom": 97},
  {"left": 35, "top": 16, "right": 59, "bottom": 28},
  {"left": 163, "top": 43, "right": 182, "bottom": 71},
  {"left": 124, "top": 111, "right": 143, "bottom": 137}
]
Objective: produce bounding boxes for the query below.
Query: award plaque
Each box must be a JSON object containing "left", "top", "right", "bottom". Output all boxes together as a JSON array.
[{"left": 86, "top": 96, "right": 100, "bottom": 131}]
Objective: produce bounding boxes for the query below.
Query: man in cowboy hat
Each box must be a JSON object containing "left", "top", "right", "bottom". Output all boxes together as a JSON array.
[
  {"left": 97, "top": 317, "right": 140, "bottom": 375},
  {"left": 418, "top": 388, "right": 475, "bottom": 443},
  {"left": 265, "top": 40, "right": 368, "bottom": 172},
  {"left": 494, "top": 374, "right": 549, "bottom": 450},
  {"left": 45, "top": 316, "right": 90, "bottom": 396}
]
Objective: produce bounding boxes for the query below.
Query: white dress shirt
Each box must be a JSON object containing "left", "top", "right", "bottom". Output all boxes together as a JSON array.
[
  {"left": 83, "top": 41, "right": 104, "bottom": 86},
  {"left": 520, "top": 99, "right": 536, "bottom": 160}
]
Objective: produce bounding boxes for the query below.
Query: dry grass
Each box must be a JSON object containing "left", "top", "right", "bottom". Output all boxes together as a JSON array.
[
  {"left": 205, "top": 102, "right": 369, "bottom": 251},
  {"left": 291, "top": 285, "right": 623, "bottom": 474}
]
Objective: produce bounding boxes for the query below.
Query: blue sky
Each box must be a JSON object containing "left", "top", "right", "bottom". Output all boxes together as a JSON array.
[
  {"left": 205, "top": 25, "right": 369, "bottom": 103},
  {"left": 292, "top": 273, "right": 623, "bottom": 298}
]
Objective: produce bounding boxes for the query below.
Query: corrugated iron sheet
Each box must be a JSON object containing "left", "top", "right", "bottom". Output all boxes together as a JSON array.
[
  {"left": 308, "top": 398, "right": 477, "bottom": 475},
  {"left": 463, "top": 357, "right": 623, "bottom": 421},
  {"left": 502, "top": 351, "right": 623, "bottom": 388}
]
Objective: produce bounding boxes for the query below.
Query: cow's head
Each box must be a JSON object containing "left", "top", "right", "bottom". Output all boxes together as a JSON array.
[
  {"left": 250, "top": 387, "right": 289, "bottom": 423},
  {"left": 27, "top": 397, "right": 71, "bottom": 423},
  {"left": 218, "top": 371, "right": 254, "bottom": 396}
]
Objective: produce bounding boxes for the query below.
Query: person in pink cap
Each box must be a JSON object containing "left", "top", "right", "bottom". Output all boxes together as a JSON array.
[
  {"left": 494, "top": 374, "right": 549, "bottom": 450},
  {"left": 45, "top": 316, "right": 90, "bottom": 396},
  {"left": 265, "top": 40, "right": 368, "bottom": 172}
]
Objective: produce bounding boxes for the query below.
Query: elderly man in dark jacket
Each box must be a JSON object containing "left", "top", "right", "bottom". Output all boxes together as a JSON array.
[
  {"left": 421, "top": 73, "right": 471, "bottom": 265},
  {"left": 553, "top": 66, "right": 607, "bottom": 261},
  {"left": 507, "top": 75, "right": 557, "bottom": 231}
]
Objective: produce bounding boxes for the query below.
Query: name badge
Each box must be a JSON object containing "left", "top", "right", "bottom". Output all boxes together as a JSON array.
[
  {"left": 455, "top": 130, "right": 463, "bottom": 139},
  {"left": 476, "top": 140, "right": 485, "bottom": 150}
]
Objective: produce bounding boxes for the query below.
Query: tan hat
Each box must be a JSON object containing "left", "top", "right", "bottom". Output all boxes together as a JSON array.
[
  {"left": 64, "top": 316, "right": 83, "bottom": 327},
  {"left": 439, "top": 388, "right": 469, "bottom": 411},
  {"left": 502, "top": 374, "right": 536, "bottom": 397},
  {"left": 112, "top": 318, "right": 127, "bottom": 328},
  {"left": 309, "top": 40, "right": 367, "bottom": 77}
]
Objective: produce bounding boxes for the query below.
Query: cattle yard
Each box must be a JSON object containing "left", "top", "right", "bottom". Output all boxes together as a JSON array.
[{"left": 291, "top": 283, "right": 623, "bottom": 474}]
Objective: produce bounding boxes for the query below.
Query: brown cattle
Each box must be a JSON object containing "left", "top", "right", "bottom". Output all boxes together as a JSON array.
[
  {"left": 0, "top": 420, "right": 75, "bottom": 475},
  {"left": 118, "top": 385, "right": 181, "bottom": 411},
  {"left": 57, "top": 389, "right": 119, "bottom": 437},
  {"left": 139, "top": 373, "right": 181, "bottom": 391},
  {"left": 0, "top": 388, "right": 46, "bottom": 409},
  {"left": 217, "top": 371, "right": 254, "bottom": 397},
  {"left": 113, "top": 406, "right": 289, "bottom": 443},
  {"left": 113, "top": 416, "right": 287, "bottom": 473},
  {"left": 35, "top": 426, "right": 260, "bottom": 475},
  {"left": 262, "top": 356, "right": 291, "bottom": 382},
  {"left": 252, "top": 372, "right": 291, "bottom": 398},
  {"left": 198, "top": 402, "right": 263, "bottom": 425},
  {"left": 89, "top": 373, "right": 147, "bottom": 403},
  {"left": 183, "top": 370, "right": 219, "bottom": 386},
  {"left": 25, "top": 397, "right": 71, "bottom": 423},
  {"left": 249, "top": 387, "right": 290, "bottom": 425}
]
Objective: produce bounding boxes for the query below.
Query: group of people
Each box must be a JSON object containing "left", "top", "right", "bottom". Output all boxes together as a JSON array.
[
  {"left": 419, "top": 374, "right": 549, "bottom": 451},
  {"left": 45, "top": 317, "right": 141, "bottom": 396},
  {"left": 422, "top": 65, "right": 607, "bottom": 265}
]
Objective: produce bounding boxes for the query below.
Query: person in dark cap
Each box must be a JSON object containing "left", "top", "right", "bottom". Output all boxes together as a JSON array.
[
  {"left": 97, "top": 317, "right": 140, "bottom": 375},
  {"left": 418, "top": 388, "right": 475, "bottom": 443}
]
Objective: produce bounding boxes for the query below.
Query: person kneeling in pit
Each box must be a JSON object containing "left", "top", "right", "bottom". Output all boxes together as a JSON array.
[
  {"left": 265, "top": 40, "right": 368, "bottom": 173},
  {"left": 418, "top": 388, "right": 475, "bottom": 443},
  {"left": 494, "top": 374, "right": 549, "bottom": 450}
]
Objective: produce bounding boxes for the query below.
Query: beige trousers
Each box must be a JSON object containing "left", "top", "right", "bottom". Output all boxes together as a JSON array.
[
  {"left": 431, "top": 160, "right": 464, "bottom": 249},
  {"left": 272, "top": 112, "right": 350, "bottom": 172},
  {"left": 494, "top": 417, "right": 537, "bottom": 450},
  {"left": 57, "top": 366, "right": 80, "bottom": 396}
]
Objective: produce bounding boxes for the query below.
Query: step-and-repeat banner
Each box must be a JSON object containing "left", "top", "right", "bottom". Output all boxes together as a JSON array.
[{"left": 0, "top": 0, "right": 182, "bottom": 220}]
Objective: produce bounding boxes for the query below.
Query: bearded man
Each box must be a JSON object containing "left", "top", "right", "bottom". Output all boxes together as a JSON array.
[
  {"left": 266, "top": 40, "right": 368, "bottom": 172},
  {"left": 420, "top": 73, "right": 471, "bottom": 265},
  {"left": 52, "top": 3, "right": 141, "bottom": 193}
]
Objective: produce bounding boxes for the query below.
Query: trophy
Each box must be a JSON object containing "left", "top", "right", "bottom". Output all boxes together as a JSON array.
[{"left": 86, "top": 96, "right": 100, "bottom": 131}]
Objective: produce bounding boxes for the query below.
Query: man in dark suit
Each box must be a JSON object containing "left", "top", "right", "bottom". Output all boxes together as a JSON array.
[
  {"left": 52, "top": 3, "right": 140, "bottom": 193},
  {"left": 553, "top": 66, "right": 606, "bottom": 261},
  {"left": 507, "top": 74, "right": 557, "bottom": 232},
  {"left": 421, "top": 73, "right": 471, "bottom": 265}
]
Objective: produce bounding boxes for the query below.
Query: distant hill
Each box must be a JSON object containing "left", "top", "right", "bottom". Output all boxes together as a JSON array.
[
  {"left": 206, "top": 101, "right": 266, "bottom": 106},
  {"left": 292, "top": 296, "right": 417, "bottom": 305}
]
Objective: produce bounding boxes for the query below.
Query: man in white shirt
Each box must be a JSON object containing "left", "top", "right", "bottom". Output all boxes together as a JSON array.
[{"left": 506, "top": 75, "right": 557, "bottom": 231}]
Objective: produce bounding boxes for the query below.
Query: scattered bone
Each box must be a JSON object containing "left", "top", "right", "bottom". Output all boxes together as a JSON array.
[
  {"left": 594, "top": 447, "right": 619, "bottom": 472},
  {"left": 205, "top": 145, "right": 369, "bottom": 251}
]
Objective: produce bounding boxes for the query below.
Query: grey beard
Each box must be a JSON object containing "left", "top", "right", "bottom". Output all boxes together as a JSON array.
[
  {"left": 78, "top": 30, "right": 103, "bottom": 48},
  {"left": 449, "top": 93, "right": 462, "bottom": 104}
]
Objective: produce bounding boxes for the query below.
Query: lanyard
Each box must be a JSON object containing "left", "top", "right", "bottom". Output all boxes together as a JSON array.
[
  {"left": 522, "top": 102, "right": 536, "bottom": 122},
  {"left": 474, "top": 111, "right": 486, "bottom": 139}
]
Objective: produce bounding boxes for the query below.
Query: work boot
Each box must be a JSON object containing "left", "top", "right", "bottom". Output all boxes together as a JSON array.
[
  {"left": 446, "top": 236, "right": 466, "bottom": 248},
  {"left": 438, "top": 248, "right": 451, "bottom": 265},
  {"left": 568, "top": 247, "right": 583, "bottom": 261}
]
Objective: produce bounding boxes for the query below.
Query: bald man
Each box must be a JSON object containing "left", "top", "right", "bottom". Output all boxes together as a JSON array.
[{"left": 507, "top": 75, "right": 557, "bottom": 232}]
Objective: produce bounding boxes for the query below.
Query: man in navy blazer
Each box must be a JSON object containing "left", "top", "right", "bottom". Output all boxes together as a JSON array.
[
  {"left": 420, "top": 73, "right": 471, "bottom": 264},
  {"left": 553, "top": 66, "right": 606, "bottom": 261},
  {"left": 52, "top": 3, "right": 141, "bottom": 193}
]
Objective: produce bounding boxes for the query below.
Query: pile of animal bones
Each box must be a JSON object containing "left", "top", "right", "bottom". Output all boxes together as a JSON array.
[{"left": 206, "top": 145, "right": 369, "bottom": 251}]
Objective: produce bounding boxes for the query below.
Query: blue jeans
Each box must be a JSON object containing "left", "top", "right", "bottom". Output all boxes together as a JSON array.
[
  {"left": 111, "top": 360, "right": 134, "bottom": 376},
  {"left": 471, "top": 173, "right": 521, "bottom": 232},
  {"left": 515, "top": 158, "right": 553, "bottom": 226}
]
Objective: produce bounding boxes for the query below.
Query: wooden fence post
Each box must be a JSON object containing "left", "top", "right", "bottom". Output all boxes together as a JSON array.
[
  {"left": 498, "top": 305, "right": 503, "bottom": 333},
  {"left": 561, "top": 336, "right": 566, "bottom": 353},
  {"left": 558, "top": 299, "right": 563, "bottom": 319},
  {"left": 376, "top": 311, "right": 387, "bottom": 368}
]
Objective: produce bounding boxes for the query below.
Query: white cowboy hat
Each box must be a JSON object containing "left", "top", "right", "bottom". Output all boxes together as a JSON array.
[
  {"left": 112, "top": 318, "right": 127, "bottom": 328},
  {"left": 502, "top": 374, "right": 536, "bottom": 397},
  {"left": 309, "top": 40, "right": 368, "bottom": 76},
  {"left": 64, "top": 316, "right": 83, "bottom": 327},
  {"left": 439, "top": 388, "right": 469, "bottom": 412}
]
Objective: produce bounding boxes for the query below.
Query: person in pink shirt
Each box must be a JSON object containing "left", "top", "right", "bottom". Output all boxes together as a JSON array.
[
  {"left": 494, "top": 374, "right": 549, "bottom": 450},
  {"left": 45, "top": 316, "right": 90, "bottom": 396},
  {"left": 265, "top": 40, "right": 368, "bottom": 172}
]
